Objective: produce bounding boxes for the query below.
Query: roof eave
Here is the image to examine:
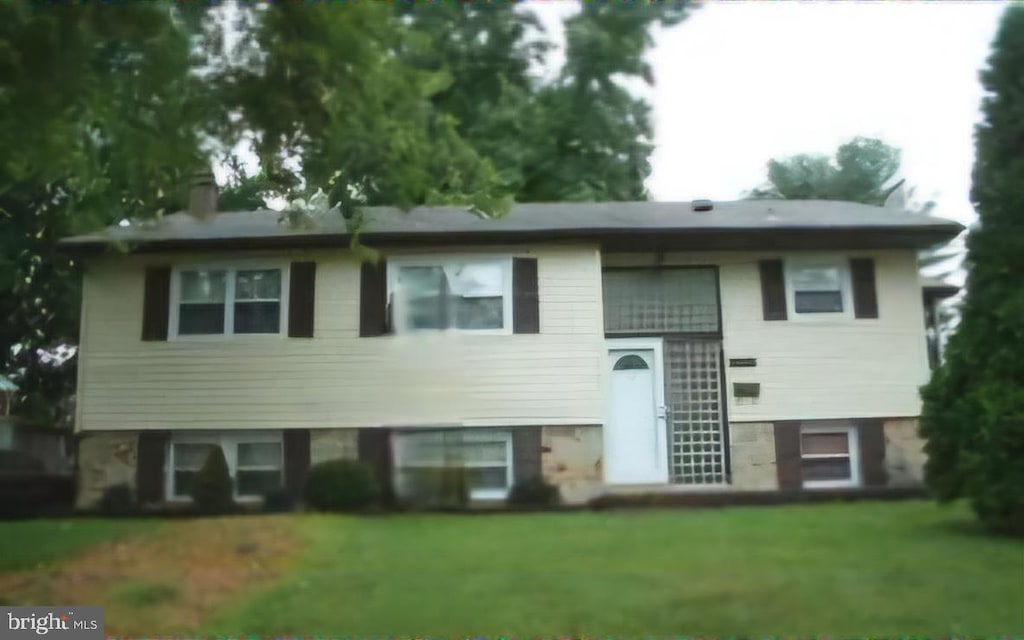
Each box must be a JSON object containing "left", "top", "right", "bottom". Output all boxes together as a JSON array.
[{"left": 58, "top": 223, "right": 965, "bottom": 255}]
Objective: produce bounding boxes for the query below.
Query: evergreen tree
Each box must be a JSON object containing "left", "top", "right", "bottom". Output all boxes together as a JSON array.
[
  {"left": 747, "top": 136, "right": 903, "bottom": 205},
  {"left": 919, "top": 6, "right": 1024, "bottom": 535}
]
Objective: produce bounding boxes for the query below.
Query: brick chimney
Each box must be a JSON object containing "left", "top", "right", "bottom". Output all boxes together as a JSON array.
[{"left": 187, "top": 169, "right": 218, "bottom": 221}]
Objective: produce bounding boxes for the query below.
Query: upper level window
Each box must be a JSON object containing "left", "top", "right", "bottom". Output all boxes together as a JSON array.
[
  {"left": 173, "top": 266, "right": 284, "bottom": 337},
  {"left": 389, "top": 258, "right": 511, "bottom": 333},
  {"left": 786, "top": 262, "right": 850, "bottom": 316}
]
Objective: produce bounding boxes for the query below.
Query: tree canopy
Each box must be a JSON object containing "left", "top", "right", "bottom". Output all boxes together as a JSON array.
[
  {"left": 919, "top": 5, "right": 1024, "bottom": 535},
  {"left": 0, "top": 3, "right": 692, "bottom": 423},
  {"left": 747, "top": 136, "right": 903, "bottom": 205}
]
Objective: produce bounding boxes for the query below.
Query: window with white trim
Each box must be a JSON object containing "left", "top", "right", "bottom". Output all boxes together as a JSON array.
[
  {"left": 800, "top": 426, "right": 860, "bottom": 488},
  {"left": 173, "top": 266, "right": 285, "bottom": 337},
  {"left": 393, "top": 429, "right": 513, "bottom": 500},
  {"left": 786, "top": 262, "right": 849, "bottom": 315},
  {"left": 387, "top": 258, "right": 512, "bottom": 333},
  {"left": 168, "top": 432, "right": 283, "bottom": 500}
]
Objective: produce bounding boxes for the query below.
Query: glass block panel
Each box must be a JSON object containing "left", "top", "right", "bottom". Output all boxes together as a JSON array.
[
  {"left": 603, "top": 268, "right": 719, "bottom": 333},
  {"left": 665, "top": 338, "right": 726, "bottom": 484}
]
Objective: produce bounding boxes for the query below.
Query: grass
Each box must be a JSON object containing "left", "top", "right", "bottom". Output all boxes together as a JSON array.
[
  {"left": 0, "top": 502, "right": 1020, "bottom": 637},
  {"left": 209, "top": 501, "right": 1023, "bottom": 638},
  {"left": 0, "top": 518, "right": 159, "bottom": 571},
  {"left": 111, "top": 580, "right": 181, "bottom": 608}
]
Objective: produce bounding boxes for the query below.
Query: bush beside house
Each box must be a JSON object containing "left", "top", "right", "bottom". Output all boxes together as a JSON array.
[
  {"left": 190, "top": 446, "right": 235, "bottom": 515},
  {"left": 304, "top": 459, "right": 379, "bottom": 512}
]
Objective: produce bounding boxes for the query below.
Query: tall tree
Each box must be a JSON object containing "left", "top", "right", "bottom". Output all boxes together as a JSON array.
[
  {"left": 217, "top": 3, "right": 508, "bottom": 216},
  {"left": 747, "top": 136, "right": 903, "bottom": 205},
  {"left": 919, "top": 6, "right": 1024, "bottom": 535},
  {"left": 402, "top": 2, "right": 692, "bottom": 203},
  {"left": 0, "top": 4, "right": 214, "bottom": 424}
]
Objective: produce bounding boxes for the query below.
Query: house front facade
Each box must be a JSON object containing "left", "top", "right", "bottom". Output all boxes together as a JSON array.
[{"left": 62, "top": 199, "right": 963, "bottom": 507}]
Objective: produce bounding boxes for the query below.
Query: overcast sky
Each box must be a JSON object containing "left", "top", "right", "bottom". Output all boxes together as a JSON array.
[{"left": 534, "top": 1, "right": 1006, "bottom": 229}]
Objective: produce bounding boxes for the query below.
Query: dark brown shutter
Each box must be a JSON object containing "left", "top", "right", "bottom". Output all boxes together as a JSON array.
[
  {"left": 758, "top": 259, "right": 788, "bottom": 321},
  {"left": 774, "top": 421, "right": 802, "bottom": 490},
  {"left": 136, "top": 430, "right": 169, "bottom": 503},
  {"left": 512, "top": 257, "right": 540, "bottom": 334},
  {"left": 856, "top": 419, "right": 887, "bottom": 487},
  {"left": 512, "top": 427, "right": 543, "bottom": 484},
  {"left": 288, "top": 262, "right": 316, "bottom": 338},
  {"left": 283, "top": 429, "right": 311, "bottom": 500},
  {"left": 850, "top": 258, "right": 879, "bottom": 319},
  {"left": 360, "top": 260, "right": 389, "bottom": 337},
  {"left": 358, "top": 428, "right": 394, "bottom": 505},
  {"left": 141, "top": 266, "right": 171, "bottom": 341}
]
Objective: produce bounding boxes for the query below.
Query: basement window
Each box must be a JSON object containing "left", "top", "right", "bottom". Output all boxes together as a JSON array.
[
  {"left": 800, "top": 426, "right": 860, "bottom": 489},
  {"left": 167, "top": 432, "right": 283, "bottom": 500},
  {"left": 393, "top": 429, "right": 513, "bottom": 501}
]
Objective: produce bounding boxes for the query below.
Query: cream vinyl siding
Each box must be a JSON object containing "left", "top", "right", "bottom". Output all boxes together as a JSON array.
[
  {"left": 76, "top": 245, "right": 606, "bottom": 432},
  {"left": 603, "top": 250, "right": 930, "bottom": 422}
]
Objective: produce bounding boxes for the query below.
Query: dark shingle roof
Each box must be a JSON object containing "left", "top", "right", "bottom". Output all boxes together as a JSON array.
[{"left": 60, "top": 200, "right": 964, "bottom": 251}]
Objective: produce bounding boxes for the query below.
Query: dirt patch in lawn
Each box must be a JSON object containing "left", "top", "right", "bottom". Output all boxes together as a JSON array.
[{"left": 0, "top": 516, "right": 298, "bottom": 636}]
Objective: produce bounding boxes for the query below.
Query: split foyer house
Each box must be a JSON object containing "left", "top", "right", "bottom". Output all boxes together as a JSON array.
[{"left": 61, "top": 196, "right": 963, "bottom": 507}]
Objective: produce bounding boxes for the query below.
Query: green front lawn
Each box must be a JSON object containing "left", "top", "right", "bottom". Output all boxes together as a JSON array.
[
  {"left": 0, "top": 501, "right": 1020, "bottom": 636},
  {"left": 211, "top": 501, "right": 1022, "bottom": 637},
  {"left": 0, "top": 518, "right": 159, "bottom": 571}
]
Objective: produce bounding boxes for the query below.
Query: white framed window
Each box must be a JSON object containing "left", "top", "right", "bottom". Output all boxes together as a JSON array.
[
  {"left": 387, "top": 257, "right": 512, "bottom": 334},
  {"left": 170, "top": 263, "right": 288, "bottom": 338},
  {"left": 393, "top": 429, "right": 514, "bottom": 500},
  {"left": 167, "top": 432, "right": 283, "bottom": 500},
  {"left": 800, "top": 425, "right": 860, "bottom": 489},
  {"left": 785, "top": 259, "right": 852, "bottom": 317}
]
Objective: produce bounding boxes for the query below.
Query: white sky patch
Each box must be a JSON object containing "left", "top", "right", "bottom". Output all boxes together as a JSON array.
[{"left": 643, "top": 1, "right": 1006, "bottom": 228}]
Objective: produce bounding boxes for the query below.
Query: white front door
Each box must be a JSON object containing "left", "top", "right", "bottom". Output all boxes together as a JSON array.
[{"left": 605, "top": 339, "right": 668, "bottom": 485}]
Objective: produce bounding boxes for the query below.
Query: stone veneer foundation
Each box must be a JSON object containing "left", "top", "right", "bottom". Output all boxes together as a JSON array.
[
  {"left": 540, "top": 425, "right": 603, "bottom": 504},
  {"left": 728, "top": 422, "right": 778, "bottom": 490},
  {"left": 883, "top": 418, "right": 926, "bottom": 487},
  {"left": 76, "top": 432, "right": 138, "bottom": 508}
]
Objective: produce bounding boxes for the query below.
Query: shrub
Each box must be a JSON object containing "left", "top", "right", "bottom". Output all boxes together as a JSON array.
[
  {"left": 436, "top": 466, "right": 469, "bottom": 508},
  {"left": 98, "top": 484, "right": 135, "bottom": 516},
  {"left": 262, "top": 488, "right": 295, "bottom": 513},
  {"left": 304, "top": 459, "right": 379, "bottom": 512},
  {"left": 398, "top": 466, "right": 469, "bottom": 509},
  {"left": 508, "top": 477, "right": 560, "bottom": 508},
  {"left": 190, "top": 446, "right": 235, "bottom": 515}
]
